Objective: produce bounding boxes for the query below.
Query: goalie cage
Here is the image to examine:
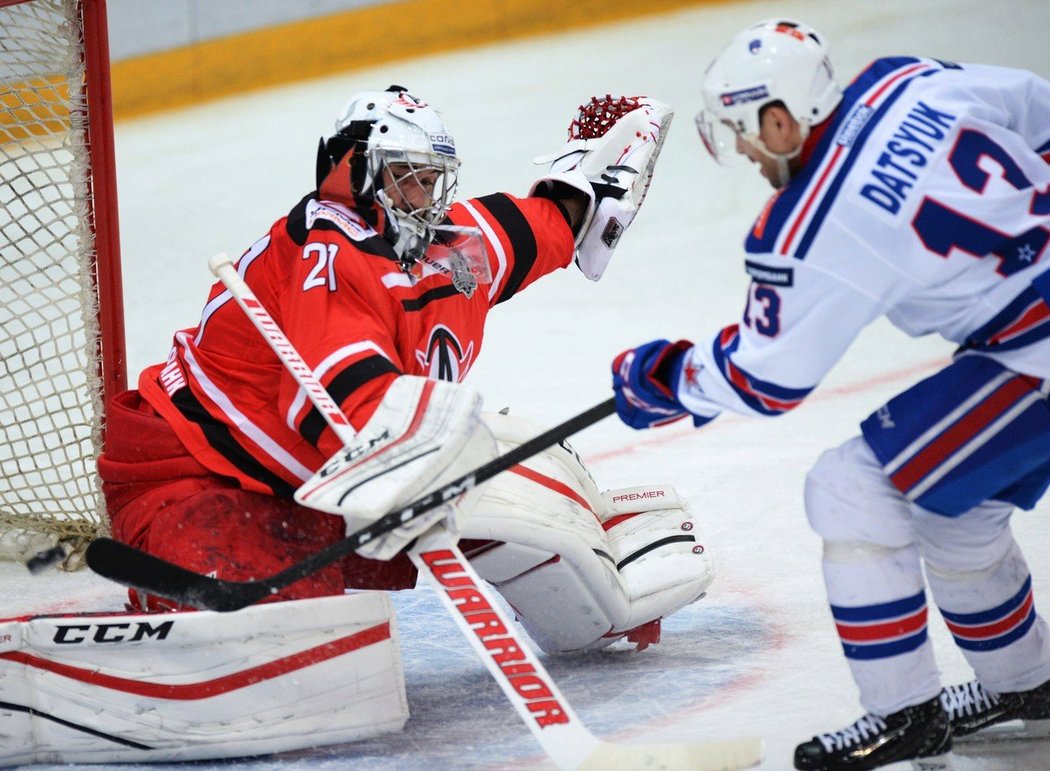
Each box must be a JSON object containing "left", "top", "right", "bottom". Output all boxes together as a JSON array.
[{"left": 0, "top": 0, "right": 126, "bottom": 567}]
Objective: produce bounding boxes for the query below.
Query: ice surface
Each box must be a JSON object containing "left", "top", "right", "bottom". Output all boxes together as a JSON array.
[{"left": 4, "top": 0, "right": 1050, "bottom": 768}]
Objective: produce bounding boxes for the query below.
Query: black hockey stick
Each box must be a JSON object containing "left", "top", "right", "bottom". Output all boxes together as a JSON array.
[{"left": 85, "top": 397, "right": 616, "bottom": 612}]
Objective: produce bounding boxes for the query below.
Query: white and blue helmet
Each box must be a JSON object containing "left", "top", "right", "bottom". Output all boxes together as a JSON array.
[
  {"left": 319, "top": 85, "right": 460, "bottom": 261},
  {"left": 696, "top": 20, "right": 841, "bottom": 166}
]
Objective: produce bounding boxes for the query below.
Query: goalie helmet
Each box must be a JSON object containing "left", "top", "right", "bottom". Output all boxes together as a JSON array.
[
  {"left": 696, "top": 19, "right": 841, "bottom": 167},
  {"left": 317, "top": 85, "right": 460, "bottom": 266}
]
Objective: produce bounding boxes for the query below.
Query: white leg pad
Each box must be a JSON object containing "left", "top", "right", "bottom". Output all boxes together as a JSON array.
[
  {"left": 0, "top": 592, "right": 407, "bottom": 765},
  {"left": 462, "top": 412, "right": 714, "bottom": 654},
  {"left": 601, "top": 485, "right": 715, "bottom": 632}
]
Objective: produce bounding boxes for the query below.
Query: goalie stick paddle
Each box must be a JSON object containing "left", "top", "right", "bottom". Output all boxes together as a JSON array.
[
  {"left": 409, "top": 527, "right": 764, "bottom": 771},
  {"left": 85, "top": 397, "right": 617, "bottom": 611}
]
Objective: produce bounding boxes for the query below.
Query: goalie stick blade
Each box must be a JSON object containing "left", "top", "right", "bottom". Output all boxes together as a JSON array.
[
  {"left": 579, "top": 736, "right": 764, "bottom": 771},
  {"left": 84, "top": 537, "right": 276, "bottom": 611}
]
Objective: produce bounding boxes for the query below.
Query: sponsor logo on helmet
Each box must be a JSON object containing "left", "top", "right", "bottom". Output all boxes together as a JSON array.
[
  {"left": 430, "top": 133, "right": 456, "bottom": 156},
  {"left": 773, "top": 23, "right": 806, "bottom": 42},
  {"left": 748, "top": 38, "right": 762, "bottom": 54},
  {"left": 721, "top": 85, "right": 770, "bottom": 106},
  {"left": 394, "top": 92, "right": 427, "bottom": 108}
]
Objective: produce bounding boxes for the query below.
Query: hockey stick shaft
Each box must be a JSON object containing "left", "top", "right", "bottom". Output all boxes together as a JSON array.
[{"left": 207, "top": 253, "right": 356, "bottom": 442}]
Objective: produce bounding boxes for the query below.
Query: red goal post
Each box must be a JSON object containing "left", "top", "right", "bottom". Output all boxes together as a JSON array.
[{"left": 0, "top": 0, "right": 126, "bottom": 566}]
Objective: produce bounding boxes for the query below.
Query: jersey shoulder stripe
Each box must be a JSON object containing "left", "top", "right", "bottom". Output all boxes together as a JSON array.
[
  {"left": 746, "top": 57, "right": 944, "bottom": 259},
  {"left": 471, "top": 193, "right": 539, "bottom": 304}
]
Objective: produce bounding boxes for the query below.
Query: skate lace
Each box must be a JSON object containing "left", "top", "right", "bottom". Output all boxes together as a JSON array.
[
  {"left": 817, "top": 714, "right": 888, "bottom": 752},
  {"left": 940, "top": 681, "right": 998, "bottom": 720}
]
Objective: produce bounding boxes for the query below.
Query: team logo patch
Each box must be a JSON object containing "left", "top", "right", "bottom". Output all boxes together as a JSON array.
[
  {"left": 415, "top": 324, "right": 474, "bottom": 382},
  {"left": 720, "top": 85, "right": 770, "bottom": 106},
  {"left": 745, "top": 260, "right": 793, "bottom": 286}
]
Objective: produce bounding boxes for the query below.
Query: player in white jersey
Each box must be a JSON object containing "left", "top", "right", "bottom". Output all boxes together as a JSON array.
[{"left": 610, "top": 18, "right": 1050, "bottom": 771}]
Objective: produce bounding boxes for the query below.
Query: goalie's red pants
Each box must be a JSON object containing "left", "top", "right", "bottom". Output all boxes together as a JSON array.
[{"left": 98, "top": 391, "right": 418, "bottom": 611}]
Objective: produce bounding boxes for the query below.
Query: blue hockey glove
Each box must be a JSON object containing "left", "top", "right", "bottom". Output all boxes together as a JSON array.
[{"left": 611, "top": 339, "right": 694, "bottom": 429}]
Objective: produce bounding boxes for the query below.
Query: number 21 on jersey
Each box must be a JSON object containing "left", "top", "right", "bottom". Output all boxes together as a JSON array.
[{"left": 302, "top": 243, "right": 338, "bottom": 291}]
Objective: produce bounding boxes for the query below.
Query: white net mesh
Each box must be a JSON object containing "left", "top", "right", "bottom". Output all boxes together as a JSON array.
[{"left": 0, "top": 0, "right": 107, "bottom": 567}]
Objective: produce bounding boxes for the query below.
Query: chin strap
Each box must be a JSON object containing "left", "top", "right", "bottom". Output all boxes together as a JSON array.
[{"left": 755, "top": 121, "right": 810, "bottom": 188}]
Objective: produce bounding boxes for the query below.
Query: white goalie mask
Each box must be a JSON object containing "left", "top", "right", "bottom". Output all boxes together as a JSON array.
[
  {"left": 695, "top": 19, "right": 842, "bottom": 174},
  {"left": 326, "top": 86, "right": 461, "bottom": 264}
]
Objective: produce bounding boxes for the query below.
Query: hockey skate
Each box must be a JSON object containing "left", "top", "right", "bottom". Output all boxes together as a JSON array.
[
  {"left": 793, "top": 695, "right": 951, "bottom": 770},
  {"left": 941, "top": 678, "right": 1050, "bottom": 742}
]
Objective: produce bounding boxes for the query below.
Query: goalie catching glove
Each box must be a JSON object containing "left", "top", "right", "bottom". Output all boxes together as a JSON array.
[
  {"left": 294, "top": 376, "right": 496, "bottom": 560},
  {"left": 531, "top": 94, "right": 673, "bottom": 281}
]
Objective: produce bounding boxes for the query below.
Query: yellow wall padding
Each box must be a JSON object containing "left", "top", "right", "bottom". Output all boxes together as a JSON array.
[{"left": 110, "top": 0, "right": 725, "bottom": 119}]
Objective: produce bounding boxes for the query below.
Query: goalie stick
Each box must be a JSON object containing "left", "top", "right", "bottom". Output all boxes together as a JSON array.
[
  {"left": 87, "top": 253, "right": 760, "bottom": 769},
  {"left": 86, "top": 252, "right": 763, "bottom": 770}
]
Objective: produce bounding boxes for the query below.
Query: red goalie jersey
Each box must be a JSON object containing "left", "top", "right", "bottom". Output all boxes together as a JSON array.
[{"left": 137, "top": 191, "right": 575, "bottom": 499}]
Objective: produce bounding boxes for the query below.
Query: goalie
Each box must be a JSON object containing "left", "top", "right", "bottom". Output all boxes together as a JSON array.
[{"left": 96, "top": 84, "right": 712, "bottom": 657}]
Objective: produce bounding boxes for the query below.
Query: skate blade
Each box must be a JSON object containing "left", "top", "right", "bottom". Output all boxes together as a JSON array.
[
  {"left": 910, "top": 752, "right": 953, "bottom": 770},
  {"left": 954, "top": 718, "right": 1050, "bottom": 744}
]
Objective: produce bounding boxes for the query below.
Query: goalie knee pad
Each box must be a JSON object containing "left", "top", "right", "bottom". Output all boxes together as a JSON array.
[{"left": 460, "top": 411, "right": 713, "bottom": 654}]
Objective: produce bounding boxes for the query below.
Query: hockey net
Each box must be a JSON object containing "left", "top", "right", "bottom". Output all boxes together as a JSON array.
[{"left": 0, "top": 0, "right": 125, "bottom": 568}]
